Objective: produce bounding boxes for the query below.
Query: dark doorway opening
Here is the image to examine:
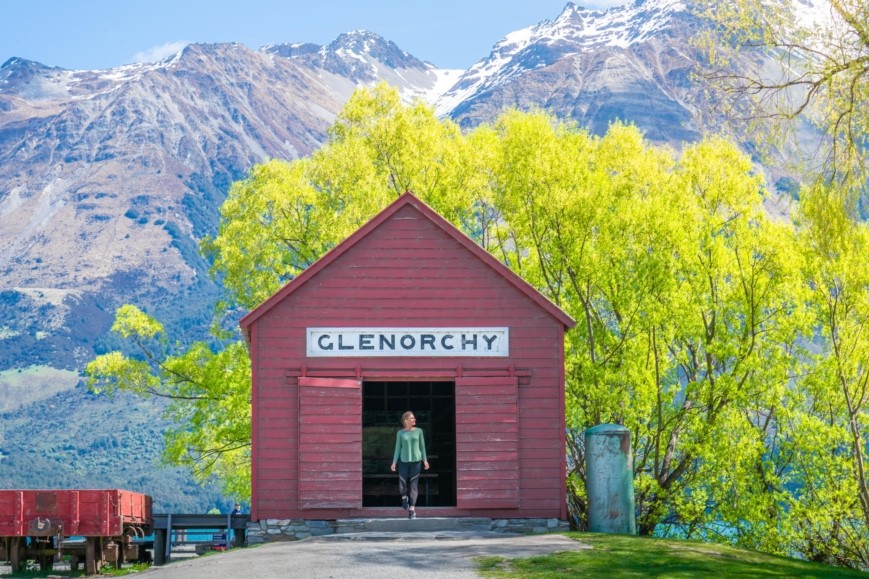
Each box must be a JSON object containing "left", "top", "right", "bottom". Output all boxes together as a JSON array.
[{"left": 362, "top": 381, "right": 456, "bottom": 507}]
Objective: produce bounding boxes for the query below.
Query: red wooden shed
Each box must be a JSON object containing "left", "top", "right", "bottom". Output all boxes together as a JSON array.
[{"left": 240, "top": 192, "right": 575, "bottom": 523}]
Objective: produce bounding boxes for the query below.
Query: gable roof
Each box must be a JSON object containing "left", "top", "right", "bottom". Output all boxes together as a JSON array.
[{"left": 239, "top": 191, "right": 575, "bottom": 339}]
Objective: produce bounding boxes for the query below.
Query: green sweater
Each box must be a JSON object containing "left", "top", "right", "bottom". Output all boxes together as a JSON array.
[{"left": 392, "top": 428, "right": 427, "bottom": 464}]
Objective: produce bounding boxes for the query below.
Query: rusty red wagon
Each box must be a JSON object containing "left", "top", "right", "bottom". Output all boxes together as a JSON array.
[{"left": 0, "top": 489, "right": 152, "bottom": 574}]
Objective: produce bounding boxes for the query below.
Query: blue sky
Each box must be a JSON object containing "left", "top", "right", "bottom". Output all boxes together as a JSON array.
[{"left": 2, "top": 0, "right": 627, "bottom": 71}]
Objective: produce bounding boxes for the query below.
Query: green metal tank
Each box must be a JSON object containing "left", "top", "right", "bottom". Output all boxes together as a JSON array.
[{"left": 585, "top": 423, "right": 637, "bottom": 534}]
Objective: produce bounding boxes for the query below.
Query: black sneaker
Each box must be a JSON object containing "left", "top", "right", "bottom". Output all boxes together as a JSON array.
[
  {"left": 408, "top": 511, "right": 416, "bottom": 519},
  {"left": 401, "top": 496, "right": 409, "bottom": 510}
]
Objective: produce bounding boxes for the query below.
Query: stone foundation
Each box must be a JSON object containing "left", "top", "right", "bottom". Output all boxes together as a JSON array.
[{"left": 246, "top": 517, "right": 570, "bottom": 543}]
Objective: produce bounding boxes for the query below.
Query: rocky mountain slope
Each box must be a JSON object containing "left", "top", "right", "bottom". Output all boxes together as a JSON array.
[{"left": 0, "top": 1, "right": 805, "bottom": 506}]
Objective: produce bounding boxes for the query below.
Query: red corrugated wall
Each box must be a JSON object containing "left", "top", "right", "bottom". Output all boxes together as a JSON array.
[{"left": 248, "top": 201, "right": 568, "bottom": 521}]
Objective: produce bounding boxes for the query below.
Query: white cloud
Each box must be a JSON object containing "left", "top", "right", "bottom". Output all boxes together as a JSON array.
[{"left": 131, "top": 41, "right": 190, "bottom": 64}]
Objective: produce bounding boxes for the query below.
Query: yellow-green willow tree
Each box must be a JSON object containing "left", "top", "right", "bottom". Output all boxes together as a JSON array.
[
  {"left": 86, "top": 85, "right": 865, "bottom": 566},
  {"left": 471, "top": 111, "right": 808, "bottom": 546},
  {"left": 205, "top": 84, "right": 485, "bottom": 312},
  {"left": 86, "top": 304, "right": 252, "bottom": 499},
  {"left": 788, "top": 186, "right": 869, "bottom": 567},
  {"left": 696, "top": 0, "right": 869, "bottom": 567}
]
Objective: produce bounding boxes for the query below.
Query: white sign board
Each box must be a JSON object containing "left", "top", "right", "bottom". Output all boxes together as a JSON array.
[{"left": 306, "top": 327, "right": 509, "bottom": 357}]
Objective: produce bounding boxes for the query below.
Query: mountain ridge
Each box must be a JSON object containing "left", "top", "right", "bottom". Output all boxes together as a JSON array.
[{"left": 436, "top": 0, "right": 688, "bottom": 115}]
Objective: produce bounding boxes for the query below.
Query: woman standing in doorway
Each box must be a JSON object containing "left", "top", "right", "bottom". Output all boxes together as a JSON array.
[{"left": 390, "top": 410, "right": 429, "bottom": 519}]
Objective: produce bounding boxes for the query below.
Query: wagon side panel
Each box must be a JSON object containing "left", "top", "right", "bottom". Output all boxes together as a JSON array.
[
  {"left": 3, "top": 490, "right": 75, "bottom": 537},
  {"left": 117, "top": 489, "right": 152, "bottom": 526},
  {"left": 76, "top": 490, "right": 115, "bottom": 536},
  {"left": 0, "top": 491, "right": 24, "bottom": 536},
  {"left": 27, "top": 490, "right": 74, "bottom": 535}
]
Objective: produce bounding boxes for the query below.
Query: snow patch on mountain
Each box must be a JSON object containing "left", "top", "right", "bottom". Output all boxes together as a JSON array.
[{"left": 399, "top": 66, "right": 463, "bottom": 105}]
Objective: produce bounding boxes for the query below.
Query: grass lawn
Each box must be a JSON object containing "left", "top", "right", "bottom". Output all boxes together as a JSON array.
[{"left": 476, "top": 533, "right": 868, "bottom": 578}]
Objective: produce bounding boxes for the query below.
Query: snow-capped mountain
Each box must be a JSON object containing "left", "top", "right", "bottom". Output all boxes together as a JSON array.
[
  {"left": 438, "top": 0, "right": 701, "bottom": 143},
  {"left": 265, "top": 31, "right": 462, "bottom": 105},
  {"left": 438, "top": 0, "right": 685, "bottom": 113}
]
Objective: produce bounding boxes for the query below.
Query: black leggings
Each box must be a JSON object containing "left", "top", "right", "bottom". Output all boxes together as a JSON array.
[{"left": 398, "top": 461, "right": 422, "bottom": 507}]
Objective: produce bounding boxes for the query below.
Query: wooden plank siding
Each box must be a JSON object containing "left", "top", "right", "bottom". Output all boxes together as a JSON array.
[
  {"left": 244, "top": 193, "right": 574, "bottom": 521},
  {"left": 456, "top": 377, "right": 519, "bottom": 509},
  {"left": 297, "top": 378, "right": 362, "bottom": 509}
]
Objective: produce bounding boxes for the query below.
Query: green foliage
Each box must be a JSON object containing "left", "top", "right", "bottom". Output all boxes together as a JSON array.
[
  {"left": 100, "top": 562, "right": 152, "bottom": 576},
  {"left": 788, "top": 183, "right": 869, "bottom": 567},
  {"left": 85, "top": 305, "right": 251, "bottom": 500},
  {"left": 474, "top": 111, "right": 816, "bottom": 556}
]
